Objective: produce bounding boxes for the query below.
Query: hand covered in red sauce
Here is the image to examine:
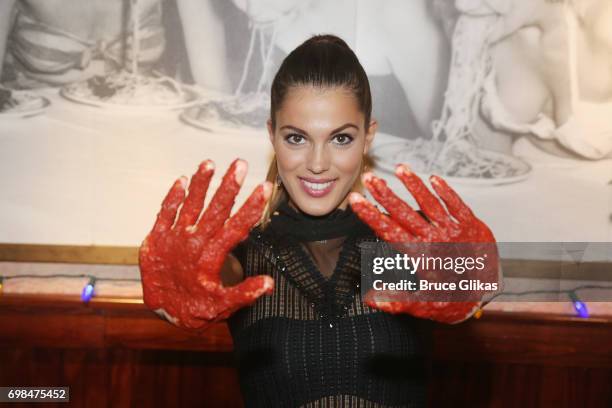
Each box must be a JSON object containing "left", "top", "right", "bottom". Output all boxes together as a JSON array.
[
  {"left": 139, "top": 159, "right": 273, "bottom": 331},
  {"left": 348, "top": 164, "right": 500, "bottom": 324}
]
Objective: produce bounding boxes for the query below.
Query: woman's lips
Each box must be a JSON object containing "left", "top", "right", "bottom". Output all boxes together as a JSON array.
[{"left": 298, "top": 177, "right": 337, "bottom": 198}]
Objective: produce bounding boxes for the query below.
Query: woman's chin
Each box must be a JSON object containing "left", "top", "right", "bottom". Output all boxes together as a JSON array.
[{"left": 290, "top": 193, "right": 343, "bottom": 217}]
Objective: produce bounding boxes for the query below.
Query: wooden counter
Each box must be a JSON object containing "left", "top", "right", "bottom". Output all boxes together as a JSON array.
[{"left": 1, "top": 294, "right": 611, "bottom": 407}]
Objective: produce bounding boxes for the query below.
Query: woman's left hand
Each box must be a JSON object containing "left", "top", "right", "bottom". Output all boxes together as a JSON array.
[{"left": 348, "top": 164, "right": 500, "bottom": 324}]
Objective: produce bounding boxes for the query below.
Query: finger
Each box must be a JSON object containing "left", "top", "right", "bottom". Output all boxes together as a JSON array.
[
  {"left": 175, "top": 160, "right": 215, "bottom": 230},
  {"left": 194, "top": 182, "right": 271, "bottom": 282},
  {"left": 348, "top": 192, "right": 415, "bottom": 243},
  {"left": 221, "top": 275, "right": 275, "bottom": 314},
  {"left": 365, "top": 298, "right": 480, "bottom": 324},
  {"left": 194, "top": 275, "right": 274, "bottom": 322},
  {"left": 196, "top": 158, "right": 247, "bottom": 238},
  {"left": 151, "top": 176, "right": 188, "bottom": 236},
  {"left": 429, "top": 175, "right": 474, "bottom": 223},
  {"left": 395, "top": 164, "right": 453, "bottom": 229},
  {"left": 362, "top": 172, "right": 433, "bottom": 238},
  {"left": 364, "top": 299, "right": 408, "bottom": 315},
  {"left": 216, "top": 181, "right": 272, "bottom": 253}
]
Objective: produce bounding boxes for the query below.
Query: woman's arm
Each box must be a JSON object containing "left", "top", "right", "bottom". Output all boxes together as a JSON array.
[
  {"left": 0, "top": 0, "right": 17, "bottom": 81},
  {"left": 176, "top": 0, "right": 232, "bottom": 92},
  {"left": 488, "top": 1, "right": 571, "bottom": 127},
  {"left": 383, "top": 0, "right": 449, "bottom": 136}
]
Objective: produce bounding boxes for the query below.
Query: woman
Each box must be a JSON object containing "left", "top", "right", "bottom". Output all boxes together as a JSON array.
[
  {"left": 0, "top": 0, "right": 165, "bottom": 88},
  {"left": 451, "top": 0, "right": 612, "bottom": 159},
  {"left": 139, "top": 35, "right": 497, "bottom": 407}
]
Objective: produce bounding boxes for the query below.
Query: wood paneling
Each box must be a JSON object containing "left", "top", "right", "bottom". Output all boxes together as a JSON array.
[
  {"left": 1, "top": 294, "right": 611, "bottom": 407},
  {"left": 0, "top": 294, "right": 231, "bottom": 351},
  {"left": 0, "top": 348, "right": 243, "bottom": 408},
  {"left": 428, "top": 362, "right": 612, "bottom": 408},
  {"left": 431, "top": 313, "right": 612, "bottom": 368}
]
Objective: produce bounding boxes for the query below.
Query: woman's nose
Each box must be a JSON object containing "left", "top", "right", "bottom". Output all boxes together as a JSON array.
[{"left": 306, "top": 144, "right": 330, "bottom": 174}]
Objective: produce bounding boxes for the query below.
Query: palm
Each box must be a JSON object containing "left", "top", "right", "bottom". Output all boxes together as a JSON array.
[
  {"left": 139, "top": 159, "right": 273, "bottom": 331},
  {"left": 349, "top": 164, "right": 499, "bottom": 324}
]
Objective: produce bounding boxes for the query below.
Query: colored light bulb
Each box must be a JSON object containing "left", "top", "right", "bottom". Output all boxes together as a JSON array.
[
  {"left": 568, "top": 291, "right": 589, "bottom": 318},
  {"left": 81, "top": 277, "right": 96, "bottom": 303}
]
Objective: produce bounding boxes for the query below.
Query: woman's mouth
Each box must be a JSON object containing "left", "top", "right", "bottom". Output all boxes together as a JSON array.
[{"left": 298, "top": 177, "right": 337, "bottom": 198}]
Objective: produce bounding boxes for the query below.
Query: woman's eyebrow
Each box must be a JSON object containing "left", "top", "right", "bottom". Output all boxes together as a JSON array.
[{"left": 279, "top": 123, "right": 359, "bottom": 135}]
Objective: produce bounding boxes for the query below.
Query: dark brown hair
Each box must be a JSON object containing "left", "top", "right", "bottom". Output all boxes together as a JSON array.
[{"left": 269, "top": 34, "right": 373, "bottom": 131}]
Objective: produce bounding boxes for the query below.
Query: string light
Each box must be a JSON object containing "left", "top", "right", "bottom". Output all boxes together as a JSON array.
[
  {"left": 81, "top": 277, "right": 96, "bottom": 303},
  {"left": 479, "top": 285, "right": 612, "bottom": 319},
  {"left": 0, "top": 274, "right": 610, "bottom": 319},
  {"left": 0, "top": 274, "right": 140, "bottom": 301},
  {"left": 568, "top": 291, "right": 589, "bottom": 318}
]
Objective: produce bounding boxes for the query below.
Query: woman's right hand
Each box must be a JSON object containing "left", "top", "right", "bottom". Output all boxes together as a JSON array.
[{"left": 139, "top": 159, "right": 274, "bottom": 332}]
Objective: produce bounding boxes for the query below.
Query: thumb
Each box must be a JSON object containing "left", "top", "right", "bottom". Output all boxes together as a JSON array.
[{"left": 224, "top": 275, "right": 275, "bottom": 308}]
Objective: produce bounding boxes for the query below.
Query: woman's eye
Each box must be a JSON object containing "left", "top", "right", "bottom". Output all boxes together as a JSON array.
[
  {"left": 285, "top": 133, "right": 305, "bottom": 145},
  {"left": 332, "top": 133, "right": 354, "bottom": 146}
]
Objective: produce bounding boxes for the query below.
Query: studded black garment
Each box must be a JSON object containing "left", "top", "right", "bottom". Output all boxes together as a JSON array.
[{"left": 227, "top": 199, "right": 430, "bottom": 408}]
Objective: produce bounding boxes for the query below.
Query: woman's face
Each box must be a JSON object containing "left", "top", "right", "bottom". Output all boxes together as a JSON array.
[{"left": 267, "top": 86, "right": 377, "bottom": 217}]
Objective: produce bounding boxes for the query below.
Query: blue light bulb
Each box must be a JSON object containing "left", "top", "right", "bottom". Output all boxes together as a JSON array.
[
  {"left": 81, "top": 277, "right": 96, "bottom": 303},
  {"left": 568, "top": 291, "right": 589, "bottom": 318},
  {"left": 572, "top": 301, "right": 589, "bottom": 318}
]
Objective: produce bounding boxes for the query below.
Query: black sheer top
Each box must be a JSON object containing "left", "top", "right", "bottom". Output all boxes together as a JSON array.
[{"left": 228, "top": 198, "right": 430, "bottom": 407}]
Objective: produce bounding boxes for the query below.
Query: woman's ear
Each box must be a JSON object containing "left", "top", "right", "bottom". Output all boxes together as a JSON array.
[{"left": 363, "top": 119, "right": 378, "bottom": 155}]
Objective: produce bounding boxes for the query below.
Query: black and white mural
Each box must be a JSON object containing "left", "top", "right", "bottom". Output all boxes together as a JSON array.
[{"left": 0, "top": 0, "right": 610, "bottom": 247}]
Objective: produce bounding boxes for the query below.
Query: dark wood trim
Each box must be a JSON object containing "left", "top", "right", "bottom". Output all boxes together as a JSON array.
[
  {"left": 501, "top": 258, "right": 612, "bottom": 281},
  {"left": 0, "top": 244, "right": 138, "bottom": 265},
  {"left": 1, "top": 294, "right": 611, "bottom": 368}
]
